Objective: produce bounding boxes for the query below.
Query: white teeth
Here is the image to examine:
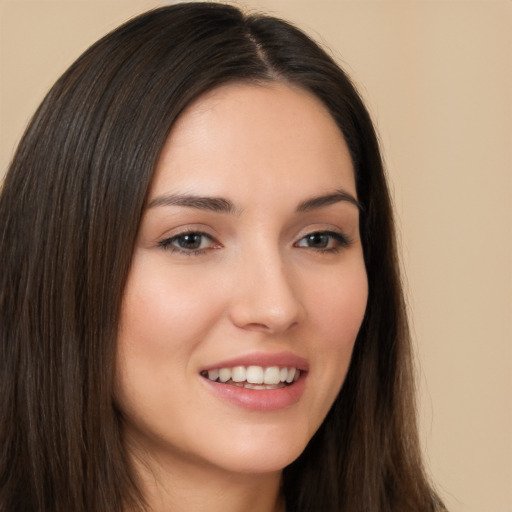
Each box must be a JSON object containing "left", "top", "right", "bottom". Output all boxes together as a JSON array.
[
  {"left": 231, "top": 366, "right": 246, "bottom": 382},
  {"left": 246, "top": 365, "right": 264, "bottom": 384},
  {"left": 285, "top": 367, "right": 296, "bottom": 383},
  {"left": 218, "top": 368, "right": 231, "bottom": 383},
  {"left": 263, "top": 366, "right": 280, "bottom": 385},
  {"left": 208, "top": 369, "right": 219, "bottom": 381},
  {"left": 203, "top": 365, "right": 301, "bottom": 387}
]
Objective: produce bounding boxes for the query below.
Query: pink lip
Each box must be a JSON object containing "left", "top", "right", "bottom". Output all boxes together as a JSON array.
[
  {"left": 200, "top": 351, "right": 309, "bottom": 372},
  {"left": 199, "top": 351, "right": 308, "bottom": 412},
  {"left": 201, "top": 373, "right": 307, "bottom": 411}
]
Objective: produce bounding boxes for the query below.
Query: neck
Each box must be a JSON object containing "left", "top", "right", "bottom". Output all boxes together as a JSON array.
[{"left": 127, "top": 448, "right": 286, "bottom": 512}]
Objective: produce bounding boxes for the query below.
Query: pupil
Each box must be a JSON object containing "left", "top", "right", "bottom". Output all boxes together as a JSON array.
[
  {"left": 179, "top": 234, "right": 202, "bottom": 249},
  {"left": 308, "top": 233, "right": 328, "bottom": 248}
]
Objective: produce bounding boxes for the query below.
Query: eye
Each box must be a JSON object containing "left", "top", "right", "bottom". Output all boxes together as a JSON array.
[
  {"left": 158, "top": 231, "right": 219, "bottom": 254},
  {"left": 295, "top": 230, "right": 350, "bottom": 252}
]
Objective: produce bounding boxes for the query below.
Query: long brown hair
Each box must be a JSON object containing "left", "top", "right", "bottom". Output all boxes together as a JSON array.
[{"left": 0, "top": 3, "right": 445, "bottom": 511}]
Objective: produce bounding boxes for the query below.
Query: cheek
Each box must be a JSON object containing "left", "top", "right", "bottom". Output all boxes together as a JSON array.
[
  {"left": 114, "top": 261, "right": 228, "bottom": 443},
  {"left": 114, "top": 260, "right": 226, "bottom": 415},
  {"left": 118, "top": 259, "right": 225, "bottom": 360},
  {"left": 304, "top": 261, "right": 368, "bottom": 409},
  {"left": 309, "top": 260, "right": 368, "bottom": 343}
]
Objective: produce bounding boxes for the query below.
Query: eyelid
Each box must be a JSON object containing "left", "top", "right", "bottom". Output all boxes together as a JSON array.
[{"left": 155, "top": 223, "right": 220, "bottom": 244}]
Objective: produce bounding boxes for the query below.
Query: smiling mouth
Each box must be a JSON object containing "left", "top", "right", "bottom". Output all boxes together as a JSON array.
[{"left": 200, "top": 365, "right": 300, "bottom": 390}]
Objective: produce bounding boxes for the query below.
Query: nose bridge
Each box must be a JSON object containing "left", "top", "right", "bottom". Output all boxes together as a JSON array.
[{"left": 229, "top": 239, "right": 303, "bottom": 333}]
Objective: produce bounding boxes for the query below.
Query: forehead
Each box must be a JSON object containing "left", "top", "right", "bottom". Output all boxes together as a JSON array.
[{"left": 150, "top": 81, "right": 356, "bottom": 202}]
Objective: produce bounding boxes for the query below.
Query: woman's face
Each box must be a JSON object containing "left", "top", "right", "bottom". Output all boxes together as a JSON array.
[{"left": 116, "top": 82, "right": 368, "bottom": 477}]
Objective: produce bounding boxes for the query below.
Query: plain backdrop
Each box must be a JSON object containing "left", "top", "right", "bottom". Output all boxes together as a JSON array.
[{"left": 1, "top": 1, "right": 511, "bottom": 511}]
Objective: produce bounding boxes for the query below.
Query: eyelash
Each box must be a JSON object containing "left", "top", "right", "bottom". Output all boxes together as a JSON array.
[{"left": 158, "top": 230, "right": 352, "bottom": 256}]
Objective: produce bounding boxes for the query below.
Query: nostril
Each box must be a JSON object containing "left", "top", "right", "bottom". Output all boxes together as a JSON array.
[{"left": 228, "top": 292, "right": 303, "bottom": 334}]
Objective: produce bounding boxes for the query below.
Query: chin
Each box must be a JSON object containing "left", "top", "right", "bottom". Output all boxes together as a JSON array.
[{"left": 195, "top": 424, "right": 312, "bottom": 475}]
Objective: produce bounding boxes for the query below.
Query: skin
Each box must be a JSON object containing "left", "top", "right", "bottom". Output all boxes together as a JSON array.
[{"left": 116, "top": 82, "right": 368, "bottom": 512}]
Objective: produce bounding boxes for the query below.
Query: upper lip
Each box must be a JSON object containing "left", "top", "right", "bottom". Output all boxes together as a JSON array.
[{"left": 200, "top": 351, "right": 309, "bottom": 373}]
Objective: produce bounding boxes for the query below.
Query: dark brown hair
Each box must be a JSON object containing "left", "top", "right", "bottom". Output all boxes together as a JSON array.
[{"left": 0, "top": 3, "right": 445, "bottom": 511}]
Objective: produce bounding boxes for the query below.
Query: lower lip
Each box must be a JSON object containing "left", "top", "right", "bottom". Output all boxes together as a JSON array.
[{"left": 202, "top": 374, "right": 307, "bottom": 411}]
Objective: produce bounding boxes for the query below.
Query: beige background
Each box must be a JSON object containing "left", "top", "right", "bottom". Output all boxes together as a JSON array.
[{"left": 1, "top": 1, "right": 511, "bottom": 511}]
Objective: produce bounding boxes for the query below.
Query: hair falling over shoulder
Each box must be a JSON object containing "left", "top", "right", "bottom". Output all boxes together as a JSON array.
[{"left": 0, "top": 3, "right": 446, "bottom": 511}]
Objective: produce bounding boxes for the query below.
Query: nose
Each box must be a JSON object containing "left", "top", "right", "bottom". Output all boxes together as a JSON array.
[{"left": 228, "top": 249, "right": 304, "bottom": 334}]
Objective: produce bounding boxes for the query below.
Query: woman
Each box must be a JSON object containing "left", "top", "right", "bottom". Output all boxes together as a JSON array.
[{"left": 0, "top": 3, "right": 445, "bottom": 511}]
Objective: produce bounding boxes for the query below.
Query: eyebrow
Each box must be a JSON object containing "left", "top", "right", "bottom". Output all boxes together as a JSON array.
[
  {"left": 296, "top": 189, "right": 362, "bottom": 212},
  {"left": 147, "top": 189, "right": 361, "bottom": 214},
  {"left": 147, "top": 194, "right": 240, "bottom": 214}
]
